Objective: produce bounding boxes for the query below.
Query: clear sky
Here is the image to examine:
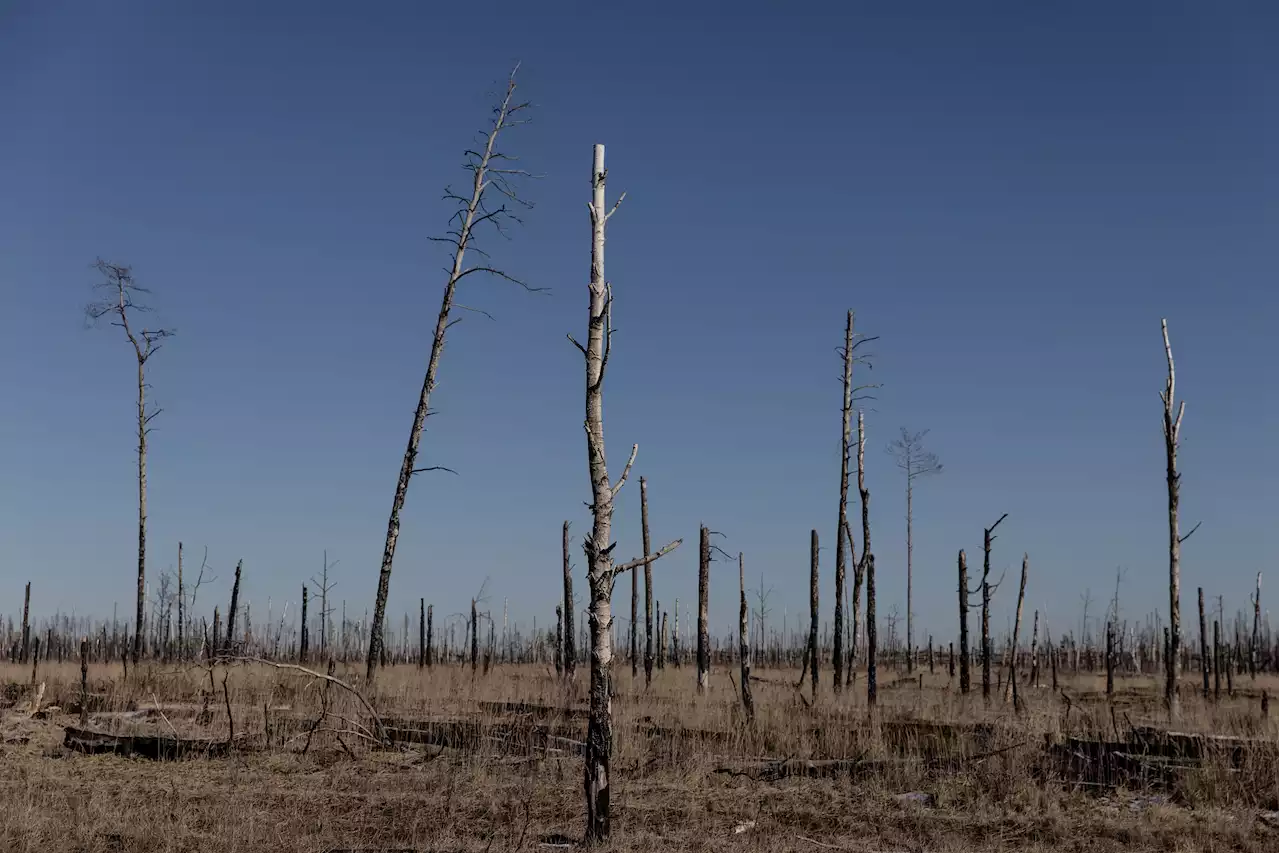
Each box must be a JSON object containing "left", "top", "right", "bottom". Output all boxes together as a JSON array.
[{"left": 1, "top": 2, "right": 1274, "bottom": 646}]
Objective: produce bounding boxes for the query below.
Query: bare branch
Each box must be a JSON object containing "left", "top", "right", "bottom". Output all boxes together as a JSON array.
[
  {"left": 410, "top": 466, "right": 459, "bottom": 477},
  {"left": 1178, "top": 521, "right": 1202, "bottom": 544},
  {"left": 609, "top": 443, "right": 638, "bottom": 499},
  {"left": 615, "top": 539, "right": 683, "bottom": 574},
  {"left": 567, "top": 334, "right": 587, "bottom": 357}
]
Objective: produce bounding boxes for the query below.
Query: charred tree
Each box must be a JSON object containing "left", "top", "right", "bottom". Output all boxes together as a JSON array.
[
  {"left": 887, "top": 428, "right": 942, "bottom": 674},
  {"left": 301, "top": 585, "right": 310, "bottom": 663},
  {"left": 87, "top": 260, "right": 174, "bottom": 664},
  {"left": 642, "top": 477, "right": 655, "bottom": 687},
  {"left": 177, "top": 542, "right": 184, "bottom": 661},
  {"left": 957, "top": 549, "right": 971, "bottom": 694},
  {"left": 857, "top": 410, "right": 877, "bottom": 707},
  {"left": 555, "top": 605, "right": 564, "bottom": 676},
  {"left": 20, "top": 582, "right": 30, "bottom": 664},
  {"left": 1159, "top": 319, "right": 1190, "bottom": 717},
  {"left": 367, "top": 68, "right": 538, "bottom": 682},
  {"left": 697, "top": 525, "right": 710, "bottom": 694},
  {"left": 572, "top": 143, "right": 681, "bottom": 844},
  {"left": 808, "top": 529, "right": 820, "bottom": 698},
  {"left": 563, "top": 520, "right": 576, "bottom": 680},
  {"left": 223, "top": 560, "right": 243, "bottom": 656},
  {"left": 738, "top": 552, "right": 754, "bottom": 723},
  {"left": 981, "top": 513, "right": 1008, "bottom": 702},
  {"left": 1198, "top": 587, "right": 1209, "bottom": 698},
  {"left": 832, "top": 311, "right": 854, "bottom": 692}
]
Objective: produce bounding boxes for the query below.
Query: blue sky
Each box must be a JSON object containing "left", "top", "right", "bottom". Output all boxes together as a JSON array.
[{"left": 0, "top": 2, "right": 1274, "bottom": 646}]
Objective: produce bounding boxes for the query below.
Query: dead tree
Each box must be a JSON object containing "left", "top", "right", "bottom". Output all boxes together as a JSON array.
[
  {"left": 957, "top": 550, "right": 970, "bottom": 693},
  {"left": 858, "top": 411, "right": 877, "bottom": 707},
  {"left": 1029, "top": 609, "right": 1040, "bottom": 687},
  {"left": 223, "top": 560, "right": 243, "bottom": 656},
  {"left": 832, "top": 311, "right": 854, "bottom": 692},
  {"left": 20, "top": 582, "right": 30, "bottom": 664},
  {"left": 563, "top": 520, "right": 576, "bottom": 680},
  {"left": 887, "top": 428, "right": 942, "bottom": 674},
  {"left": 697, "top": 525, "right": 711, "bottom": 694},
  {"left": 1252, "top": 572, "right": 1261, "bottom": 679},
  {"left": 425, "top": 604, "right": 434, "bottom": 667},
  {"left": 367, "top": 68, "right": 539, "bottom": 682},
  {"left": 310, "top": 551, "right": 337, "bottom": 659},
  {"left": 571, "top": 143, "right": 682, "bottom": 844},
  {"left": 1198, "top": 587, "right": 1209, "bottom": 698},
  {"left": 87, "top": 259, "right": 174, "bottom": 664},
  {"left": 642, "top": 477, "right": 655, "bottom": 687},
  {"left": 981, "top": 513, "right": 1008, "bottom": 701},
  {"left": 808, "top": 529, "right": 820, "bottom": 697},
  {"left": 176, "top": 543, "right": 184, "bottom": 661},
  {"left": 555, "top": 605, "right": 564, "bottom": 675},
  {"left": 1004, "top": 554, "right": 1029, "bottom": 704},
  {"left": 738, "top": 552, "right": 754, "bottom": 723},
  {"left": 300, "top": 586, "right": 310, "bottom": 662},
  {"left": 1160, "top": 319, "right": 1193, "bottom": 717}
]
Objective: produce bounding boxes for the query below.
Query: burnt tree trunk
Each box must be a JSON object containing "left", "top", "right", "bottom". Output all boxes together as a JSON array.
[
  {"left": 866, "top": 554, "right": 877, "bottom": 707},
  {"left": 1106, "top": 622, "right": 1115, "bottom": 696},
  {"left": 301, "top": 586, "right": 309, "bottom": 663},
  {"left": 738, "top": 552, "right": 754, "bottom": 723},
  {"left": 223, "top": 560, "right": 242, "bottom": 656},
  {"left": 808, "top": 529, "right": 820, "bottom": 698},
  {"left": 563, "top": 520, "right": 575, "bottom": 681},
  {"left": 1198, "top": 587, "right": 1208, "bottom": 698},
  {"left": 1004, "top": 553, "right": 1029, "bottom": 704},
  {"left": 555, "top": 605, "right": 564, "bottom": 676},
  {"left": 697, "top": 525, "right": 710, "bottom": 693},
  {"left": 642, "top": 477, "right": 654, "bottom": 688},
  {"left": 177, "top": 542, "right": 184, "bottom": 661},
  {"left": 20, "top": 582, "right": 30, "bottom": 664},
  {"left": 958, "top": 549, "right": 970, "bottom": 694},
  {"left": 980, "top": 514, "right": 1007, "bottom": 702}
]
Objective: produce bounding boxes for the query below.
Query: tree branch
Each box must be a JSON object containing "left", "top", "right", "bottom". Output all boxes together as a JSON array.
[
  {"left": 615, "top": 540, "right": 683, "bottom": 574},
  {"left": 1178, "top": 521, "right": 1201, "bottom": 544},
  {"left": 610, "top": 443, "right": 638, "bottom": 499}
]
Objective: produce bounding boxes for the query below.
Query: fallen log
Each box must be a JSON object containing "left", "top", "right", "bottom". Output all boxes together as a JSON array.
[
  {"left": 63, "top": 726, "right": 232, "bottom": 760},
  {"left": 713, "top": 757, "right": 908, "bottom": 782}
]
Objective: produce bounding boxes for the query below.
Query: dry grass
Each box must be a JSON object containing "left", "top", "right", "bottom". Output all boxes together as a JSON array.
[{"left": 0, "top": 660, "right": 1275, "bottom": 852}]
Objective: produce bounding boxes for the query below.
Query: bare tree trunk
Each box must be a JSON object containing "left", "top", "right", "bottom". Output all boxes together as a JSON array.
[
  {"left": 1004, "top": 554, "right": 1029, "bottom": 704},
  {"left": 1029, "top": 610, "right": 1040, "bottom": 688},
  {"left": 577, "top": 144, "right": 681, "bottom": 844},
  {"left": 1213, "top": 619, "right": 1221, "bottom": 700},
  {"left": 20, "top": 582, "right": 30, "bottom": 664},
  {"left": 1106, "top": 622, "right": 1115, "bottom": 696},
  {"left": 958, "top": 549, "right": 970, "bottom": 694},
  {"left": 980, "top": 514, "right": 1007, "bottom": 702},
  {"left": 905, "top": 474, "right": 912, "bottom": 674},
  {"left": 630, "top": 527, "right": 638, "bottom": 680},
  {"left": 417, "top": 598, "right": 425, "bottom": 669},
  {"left": 642, "top": 477, "right": 654, "bottom": 688},
  {"left": 301, "top": 585, "right": 309, "bottom": 663},
  {"left": 367, "top": 71, "right": 531, "bottom": 683},
  {"left": 833, "top": 310, "right": 854, "bottom": 692},
  {"left": 697, "top": 525, "right": 710, "bottom": 694},
  {"left": 1198, "top": 587, "right": 1209, "bottom": 698},
  {"left": 738, "top": 552, "right": 754, "bottom": 724},
  {"left": 563, "top": 520, "right": 576, "bottom": 681},
  {"left": 808, "top": 529, "right": 820, "bottom": 698},
  {"left": 470, "top": 599, "right": 478, "bottom": 674},
  {"left": 658, "top": 609, "right": 667, "bottom": 669},
  {"left": 177, "top": 542, "right": 184, "bottom": 661},
  {"left": 847, "top": 522, "right": 862, "bottom": 686},
  {"left": 1252, "top": 572, "right": 1261, "bottom": 679},
  {"left": 425, "top": 604, "right": 433, "bottom": 667},
  {"left": 1159, "top": 319, "right": 1184, "bottom": 717},
  {"left": 224, "top": 560, "right": 242, "bottom": 656},
  {"left": 555, "top": 605, "right": 564, "bottom": 676},
  {"left": 866, "top": 553, "right": 877, "bottom": 707},
  {"left": 79, "top": 636, "right": 89, "bottom": 727}
]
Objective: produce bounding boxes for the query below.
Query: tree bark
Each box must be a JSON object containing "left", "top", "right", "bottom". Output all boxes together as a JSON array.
[
  {"left": 301, "top": 585, "right": 310, "bottom": 663},
  {"left": 847, "top": 522, "right": 862, "bottom": 686},
  {"left": 224, "top": 561, "right": 242, "bottom": 656},
  {"left": 738, "top": 552, "right": 754, "bottom": 723},
  {"left": 563, "top": 520, "right": 576, "bottom": 681},
  {"left": 1159, "top": 319, "right": 1183, "bottom": 717},
  {"left": 134, "top": 357, "right": 148, "bottom": 665},
  {"left": 833, "top": 310, "right": 853, "bottom": 692},
  {"left": 642, "top": 478, "right": 654, "bottom": 688},
  {"left": 1198, "top": 587, "right": 1208, "bottom": 698},
  {"left": 1029, "top": 610, "right": 1040, "bottom": 688},
  {"left": 367, "top": 73, "right": 527, "bottom": 682},
  {"left": 1251, "top": 572, "right": 1261, "bottom": 679},
  {"left": 20, "top": 582, "right": 30, "bottom": 664},
  {"left": 808, "top": 529, "right": 820, "bottom": 698},
  {"left": 866, "top": 554, "right": 877, "bottom": 707},
  {"left": 1106, "top": 622, "right": 1115, "bottom": 696},
  {"left": 177, "top": 542, "right": 184, "bottom": 662},
  {"left": 958, "top": 549, "right": 970, "bottom": 694},
  {"left": 555, "top": 605, "right": 564, "bottom": 675},
  {"left": 697, "top": 525, "right": 710, "bottom": 694}
]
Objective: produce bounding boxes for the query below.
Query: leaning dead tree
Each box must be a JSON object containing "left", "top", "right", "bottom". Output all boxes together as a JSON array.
[
  {"left": 887, "top": 427, "right": 942, "bottom": 674},
  {"left": 87, "top": 259, "right": 174, "bottom": 665},
  {"left": 1003, "top": 553, "right": 1029, "bottom": 706},
  {"left": 367, "top": 67, "right": 539, "bottom": 682},
  {"left": 572, "top": 143, "right": 681, "bottom": 844},
  {"left": 1160, "top": 319, "right": 1195, "bottom": 717}
]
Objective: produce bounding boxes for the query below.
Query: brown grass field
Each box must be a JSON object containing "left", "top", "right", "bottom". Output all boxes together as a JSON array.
[{"left": 0, "top": 659, "right": 1275, "bottom": 852}]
